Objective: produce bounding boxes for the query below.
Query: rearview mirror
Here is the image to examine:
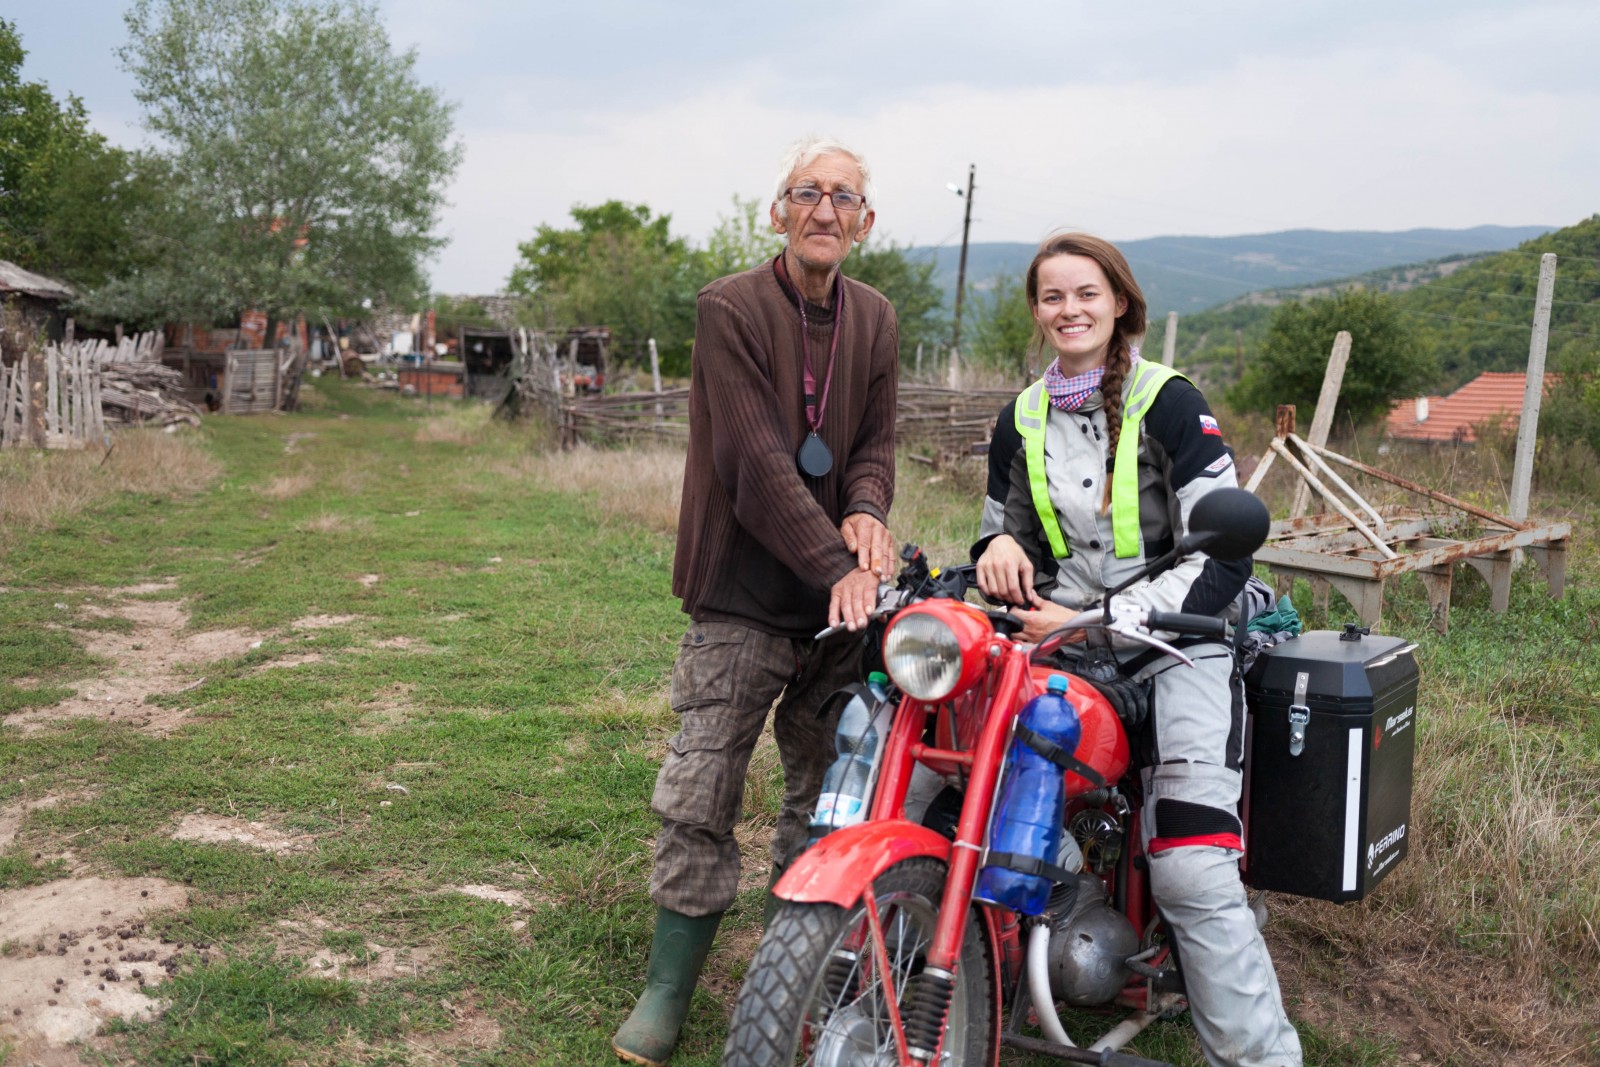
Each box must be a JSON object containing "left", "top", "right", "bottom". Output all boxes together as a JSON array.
[{"left": 1179, "top": 487, "right": 1270, "bottom": 561}]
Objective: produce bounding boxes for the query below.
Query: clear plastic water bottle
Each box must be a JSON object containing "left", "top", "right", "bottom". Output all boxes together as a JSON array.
[
  {"left": 974, "top": 674, "right": 1082, "bottom": 915},
  {"left": 809, "top": 672, "right": 893, "bottom": 843}
]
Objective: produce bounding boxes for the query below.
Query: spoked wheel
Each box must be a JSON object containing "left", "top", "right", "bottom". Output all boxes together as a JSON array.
[{"left": 722, "top": 857, "right": 993, "bottom": 1067}]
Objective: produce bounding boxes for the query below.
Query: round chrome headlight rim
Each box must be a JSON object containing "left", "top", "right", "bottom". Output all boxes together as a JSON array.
[{"left": 883, "top": 611, "right": 963, "bottom": 702}]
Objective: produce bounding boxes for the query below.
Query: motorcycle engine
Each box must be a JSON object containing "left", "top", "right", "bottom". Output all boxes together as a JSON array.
[{"left": 1046, "top": 872, "right": 1140, "bottom": 1007}]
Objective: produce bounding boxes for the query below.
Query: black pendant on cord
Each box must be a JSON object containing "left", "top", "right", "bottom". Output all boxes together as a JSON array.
[
  {"left": 797, "top": 432, "right": 833, "bottom": 477},
  {"left": 776, "top": 253, "right": 843, "bottom": 480}
]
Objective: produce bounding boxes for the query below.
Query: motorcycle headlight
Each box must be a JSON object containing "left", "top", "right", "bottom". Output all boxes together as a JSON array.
[{"left": 883, "top": 600, "right": 992, "bottom": 702}]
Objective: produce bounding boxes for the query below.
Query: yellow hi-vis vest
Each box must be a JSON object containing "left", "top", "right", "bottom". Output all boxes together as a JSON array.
[{"left": 1014, "top": 361, "right": 1191, "bottom": 560}]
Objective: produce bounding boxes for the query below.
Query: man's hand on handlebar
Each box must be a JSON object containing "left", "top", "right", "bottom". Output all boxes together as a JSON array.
[
  {"left": 829, "top": 568, "right": 882, "bottom": 632},
  {"left": 976, "top": 534, "right": 1043, "bottom": 610}
]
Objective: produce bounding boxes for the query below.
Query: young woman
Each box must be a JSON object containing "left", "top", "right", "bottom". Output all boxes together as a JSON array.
[{"left": 974, "top": 233, "right": 1303, "bottom": 1067}]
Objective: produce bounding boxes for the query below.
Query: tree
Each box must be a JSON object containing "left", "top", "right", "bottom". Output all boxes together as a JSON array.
[
  {"left": 696, "top": 195, "right": 783, "bottom": 280},
  {"left": 1229, "top": 289, "right": 1436, "bottom": 430},
  {"left": 507, "top": 200, "right": 699, "bottom": 373},
  {"left": 84, "top": 0, "right": 460, "bottom": 335},
  {"left": 965, "top": 274, "right": 1037, "bottom": 379},
  {"left": 1540, "top": 339, "right": 1600, "bottom": 460},
  {"left": 843, "top": 237, "right": 945, "bottom": 366},
  {"left": 0, "top": 18, "right": 153, "bottom": 288}
]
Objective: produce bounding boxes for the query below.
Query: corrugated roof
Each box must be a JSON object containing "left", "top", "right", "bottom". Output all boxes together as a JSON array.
[
  {"left": 1386, "top": 371, "right": 1556, "bottom": 443},
  {"left": 0, "top": 260, "right": 75, "bottom": 301}
]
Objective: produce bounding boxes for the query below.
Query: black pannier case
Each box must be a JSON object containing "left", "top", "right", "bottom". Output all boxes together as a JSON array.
[{"left": 1243, "top": 627, "right": 1418, "bottom": 903}]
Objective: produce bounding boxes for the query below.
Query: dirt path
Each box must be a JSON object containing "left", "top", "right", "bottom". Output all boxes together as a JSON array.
[
  {"left": 0, "top": 587, "right": 527, "bottom": 1064},
  {"left": 0, "top": 589, "right": 326, "bottom": 1061}
]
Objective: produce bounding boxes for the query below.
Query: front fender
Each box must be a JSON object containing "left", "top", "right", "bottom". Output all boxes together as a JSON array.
[{"left": 777, "top": 820, "right": 953, "bottom": 908}]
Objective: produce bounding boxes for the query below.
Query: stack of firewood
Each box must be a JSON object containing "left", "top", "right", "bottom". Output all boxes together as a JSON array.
[{"left": 100, "top": 359, "right": 202, "bottom": 429}]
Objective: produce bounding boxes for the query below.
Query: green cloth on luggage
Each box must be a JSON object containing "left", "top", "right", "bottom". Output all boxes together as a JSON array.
[{"left": 1248, "top": 595, "right": 1302, "bottom": 636}]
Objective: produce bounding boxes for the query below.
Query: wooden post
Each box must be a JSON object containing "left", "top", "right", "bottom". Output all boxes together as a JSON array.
[
  {"left": 24, "top": 330, "right": 48, "bottom": 448},
  {"left": 1509, "top": 253, "right": 1555, "bottom": 525},
  {"left": 648, "top": 337, "right": 663, "bottom": 439},
  {"left": 951, "top": 163, "right": 975, "bottom": 357},
  {"left": 45, "top": 344, "right": 60, "bottom": 439},
  {"left": 915, "top": 342, "right": 923, "bottom": 379},
  {"left": 1289, "top": 331, "right": 1351, "bottom": 519},
  {"left": 1161, "top": 311, "right": 1178, "bottom": 367}
]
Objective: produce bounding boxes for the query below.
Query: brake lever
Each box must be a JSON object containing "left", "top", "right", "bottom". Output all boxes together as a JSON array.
[
  {"left": 813, "top": 583, "right": 902, "bottom": 641},
  {"left": 1032, "top": 609, "right": 1196, "bottom": 667}
]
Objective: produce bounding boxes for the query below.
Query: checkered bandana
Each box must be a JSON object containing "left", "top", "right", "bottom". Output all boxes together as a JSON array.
[{"left": 1043, "top": 360, "right": 1106, "bottom": 411}]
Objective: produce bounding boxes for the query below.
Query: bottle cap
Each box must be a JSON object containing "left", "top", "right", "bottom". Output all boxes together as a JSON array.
[
  {"left": 868, "top": 671, "right": 889, "bottom": 684},
  {"left": 1046, "top": 674, "right": 1069, "bottom": 694}
]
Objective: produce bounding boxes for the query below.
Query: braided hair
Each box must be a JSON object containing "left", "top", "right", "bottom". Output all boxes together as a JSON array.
[{"left": 1024, "top": 233, "right": 1148, "bottom": 510}]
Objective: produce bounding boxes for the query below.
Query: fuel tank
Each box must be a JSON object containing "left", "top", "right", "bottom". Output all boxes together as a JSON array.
[{"left": 1028, "top": 665, "right": 1129, "bottom": 796}]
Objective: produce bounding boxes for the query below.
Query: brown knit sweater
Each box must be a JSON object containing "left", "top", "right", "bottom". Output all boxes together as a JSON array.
[{"left": 673, "top": 258, "right": 899, "bottom": 637}]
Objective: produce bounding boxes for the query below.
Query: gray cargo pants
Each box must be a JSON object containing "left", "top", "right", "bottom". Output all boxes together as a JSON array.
[
  {"left": 1136, "top": 642, "right": 1303, "bottom": 1067},
  {"left": 648, "top": 620, "right": 862, "bottom": 917}
]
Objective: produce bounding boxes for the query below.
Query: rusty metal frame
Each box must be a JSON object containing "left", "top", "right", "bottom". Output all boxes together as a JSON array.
[{"left": 1246, "top": 422, "right": 1570, "bottom": 634}]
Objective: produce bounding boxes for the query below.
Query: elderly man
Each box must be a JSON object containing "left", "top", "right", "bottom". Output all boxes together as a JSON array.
[{"left": 612, "top": 137, "right": 899, "bottom": 1066}]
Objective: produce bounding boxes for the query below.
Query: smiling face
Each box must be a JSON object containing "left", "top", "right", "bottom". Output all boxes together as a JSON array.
[
  {"left": 770, "top": 151, "right": 875, "bottom": 278},
  {"left": 1030, "top": 253, "right": 1128, "bottom": 375}
]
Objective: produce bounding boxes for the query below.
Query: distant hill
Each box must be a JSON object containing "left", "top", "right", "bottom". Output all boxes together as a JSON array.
[
  {"left": 909, "top": 225, "right": 1552, "bottom": 320},
  {"left": 1162, "top": 215, "right": 1600, "bottom": 397}
]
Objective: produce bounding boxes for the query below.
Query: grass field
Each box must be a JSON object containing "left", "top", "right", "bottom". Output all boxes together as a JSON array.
[{"left": 0, "top": 377, "right": 1595, "bottom": 1066}]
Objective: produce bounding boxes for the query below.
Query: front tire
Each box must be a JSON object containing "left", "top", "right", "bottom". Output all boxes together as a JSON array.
[{"left": 722, "top": 857, "right": 993, "bottom": 1066}]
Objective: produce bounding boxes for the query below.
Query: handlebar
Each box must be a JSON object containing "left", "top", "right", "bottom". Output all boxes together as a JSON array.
[{"left": 1144, "top": 611, "right": 1227, "bottom": 638}]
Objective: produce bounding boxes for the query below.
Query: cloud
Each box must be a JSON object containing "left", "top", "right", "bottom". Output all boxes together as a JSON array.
[{"left": 428, "top": 40, "right": 1596, "bottom": 292}]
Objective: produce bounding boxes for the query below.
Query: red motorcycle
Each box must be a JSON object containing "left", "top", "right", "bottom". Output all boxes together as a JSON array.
[{"left": 721, "top": 488, "right": 1272, "bottom": 1067}]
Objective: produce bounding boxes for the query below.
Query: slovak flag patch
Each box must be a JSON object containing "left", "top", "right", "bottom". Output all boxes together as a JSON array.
[{"left": 1198, "top": 414, "right": 1222, "bottom": 436}]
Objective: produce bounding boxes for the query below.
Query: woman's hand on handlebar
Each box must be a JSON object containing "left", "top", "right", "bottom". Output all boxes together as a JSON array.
[
  {"left": 1011, "top": 601, "right": 1086, "bottom": 645},
  {"left": 976, "top": 535, "right": 1041, "bottom": 609}
]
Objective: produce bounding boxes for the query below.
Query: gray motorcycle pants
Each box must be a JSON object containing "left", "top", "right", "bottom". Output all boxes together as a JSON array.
[{"left": 1136, "top": 642, "right": 1303, "bottom": 1067}]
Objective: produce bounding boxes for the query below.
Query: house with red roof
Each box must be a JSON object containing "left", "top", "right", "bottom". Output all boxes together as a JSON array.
[{"left": 1386, "top": 371, "right": 1556, "bottom": 443}]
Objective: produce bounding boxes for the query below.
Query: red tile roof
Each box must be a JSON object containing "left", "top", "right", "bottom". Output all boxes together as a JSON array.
[{"left": 1386, "top": 371, "right": 1556, "bottom": 443}]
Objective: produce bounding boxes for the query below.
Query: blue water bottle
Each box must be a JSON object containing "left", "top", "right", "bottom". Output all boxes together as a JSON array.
[
  {"left": 809, "top": 672, "right": 893, "bottom": 844},
  {"left": 974, "top": 674, "right": 1082, "bottom": 915}
]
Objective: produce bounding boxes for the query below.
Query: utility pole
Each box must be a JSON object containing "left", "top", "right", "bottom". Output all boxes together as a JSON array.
[{"left": 950, "top": 164, "right": 976, "bottom": 359}]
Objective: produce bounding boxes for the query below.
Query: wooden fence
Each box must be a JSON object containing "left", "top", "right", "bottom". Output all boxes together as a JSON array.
[
  {"left": 2, "top": 342, "right": 107, "bottom": 448},
  {"left": 0, "top": 332, "right": 198, "bottom": 448},
  {"left": 553, "top": 383, "right": 1016, "bottom": 459}
]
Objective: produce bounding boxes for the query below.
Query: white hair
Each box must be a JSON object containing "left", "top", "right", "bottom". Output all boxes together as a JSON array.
[{"left": 771, "top": 136, "right": 876, "bottom": 221}]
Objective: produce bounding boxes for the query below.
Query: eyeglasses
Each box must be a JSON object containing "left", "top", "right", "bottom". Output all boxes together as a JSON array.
[{"left": 785, "top": 187, "right": 867, "bottom": 211}]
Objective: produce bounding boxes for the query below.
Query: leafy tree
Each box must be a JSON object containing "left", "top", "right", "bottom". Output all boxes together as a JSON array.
[
  {"left": 844, "top": 237, "right": 946, "bottom": 366},
  {"left": 83, "top": 0, "right": 460, "bottom": 337},
  {"left": 0, "top": 19, "right": 153, "bottom": 287},
  {"left": 696, "top": 195, "right": 784, "bottom": 280},
  {"left": 1229, "top": 289, "right": 1435, "bottom": 430},
  {"left": 1540, "top": 340, "right": 1600, "bottom": 458},
  {"left": 965, "top": 274, "right": 1036, "bottom": 379},
  {"left": 508, "top": 200, "right": 699, "bottom": 373}
]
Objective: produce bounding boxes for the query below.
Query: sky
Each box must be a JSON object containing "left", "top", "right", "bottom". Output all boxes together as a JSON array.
[{"left": 10, "top": 1, "right": 1599, "bottom": 294}]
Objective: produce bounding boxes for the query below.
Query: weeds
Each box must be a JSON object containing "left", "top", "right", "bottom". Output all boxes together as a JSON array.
[{"left": 0, "top": 428, "right": 220, "bottom": 545}]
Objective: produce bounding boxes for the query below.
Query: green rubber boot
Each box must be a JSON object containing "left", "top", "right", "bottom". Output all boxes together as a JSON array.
[
  {"left": 761, "top": 863, "right": 785, "bottom": 930},
  {"left": 612, "top": 906, "right": 723, "bottom": 1066}
]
